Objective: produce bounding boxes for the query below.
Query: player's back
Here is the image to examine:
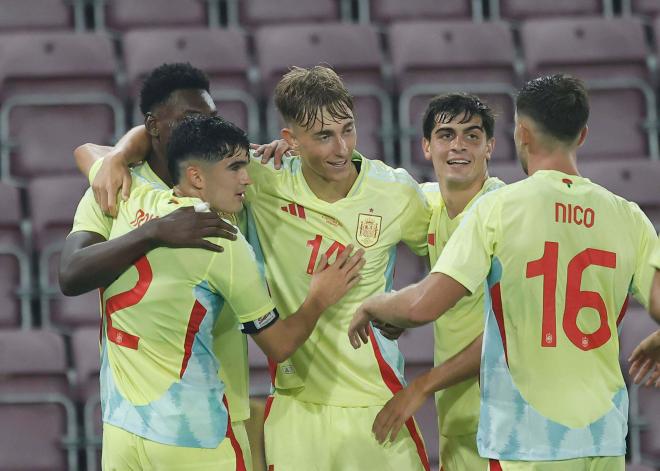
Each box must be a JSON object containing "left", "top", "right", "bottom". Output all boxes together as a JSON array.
[
  {"left": 101, "top": 185, "right": 236, "bottom": 448},
  {"left": 476, "top": 169, "right": 655, "bottom": 459}
]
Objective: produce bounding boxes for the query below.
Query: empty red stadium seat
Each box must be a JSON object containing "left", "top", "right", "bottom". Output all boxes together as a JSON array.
[
  {"left": 96, "top": 0, "right": 209, "bottom": 31},
  {"left": 0, "top": 329, "right": 78, "bottom": 470},
  {"left": 0, "top": 32, "right": 123, "bottom": 182},
  {"left": 122, "top": 27, "right": 257, "bottom": 139},
  {"left": 0, "top": 182, "right": 31, "bottom": 328},
  {"left": 28, "top": 176, "right": 100, "bottom": 330},
  {"left": 389, "top": 20, "right": 518, "bottom": 171},
  {"left": 371, "top": 0, "right": 478, "bottom": 23},
  {"left": 255, "top": 22, "right": 394, "bottom": 163},
  {"left": 0, "top": 0, "right": 80, "bottom": 32},
  {"left": 492, "top": 0, "right": 610, "bottom": 20},
  {"left": 521, "top": 17, "right": 656, "bottom": 161},
  {"left": 626, "top": 0, "right": 660, "bottom": 17},
  {"left": 237, "top": 0, "right": 339, "bottom": 27}
]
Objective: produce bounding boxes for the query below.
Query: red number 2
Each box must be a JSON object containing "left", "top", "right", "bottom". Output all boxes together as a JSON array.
[
  {"left": 104, "top": 256, "right": 207, "bottom": 378},
  {"left": 306, "top": 234, "right": 346, "bottom": 274},
  {"left": 526, "top": 242, "right": 617, "bottom": 351}
]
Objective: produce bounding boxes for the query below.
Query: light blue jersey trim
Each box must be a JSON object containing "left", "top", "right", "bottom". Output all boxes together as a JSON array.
[
  {"left": 101, "top": 281, "right": 229, "bottom": 448},
  {"left": 384, "top": 245, "right": 397, "bottom": 293},
  {"left": 478, "top": 257, "right": 627, "bottom": 460}
]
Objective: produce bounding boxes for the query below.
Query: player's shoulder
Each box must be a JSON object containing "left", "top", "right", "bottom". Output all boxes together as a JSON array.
[{"left": 361, "top": 155, "right": 425, "bottom": 201}]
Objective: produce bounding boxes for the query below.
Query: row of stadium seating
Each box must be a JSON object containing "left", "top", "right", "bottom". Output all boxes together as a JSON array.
[
  {"left": 1, "top": 311, "right": 657, "bottom": 470},
  {"left": 4, "top": 0, "right": 660, "bottom": 33},
  {"left": 3, "top": 16, "right": 660, "bottom": 186}
]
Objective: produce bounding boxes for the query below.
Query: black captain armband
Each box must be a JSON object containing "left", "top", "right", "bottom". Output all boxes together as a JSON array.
[{"left": 240, "top": 309, "right": 279, "bottom": 334}]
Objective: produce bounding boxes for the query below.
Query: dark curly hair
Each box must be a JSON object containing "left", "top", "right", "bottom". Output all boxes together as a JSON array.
[
  {"left": 167, "top": 115, "right": 249, "bottom": 183},
  {"left": 422, "top": 93, "right": 495, "bottom": 141},
  {"left": 139, "top": 62, "right": 210, "bottom": 115},
  {"left": 516, "top": 74, "right": 589, "bottom": 144}
]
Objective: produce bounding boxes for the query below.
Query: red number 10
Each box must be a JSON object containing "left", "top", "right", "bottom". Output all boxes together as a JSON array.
[
  {"left": 306, "top": 234, "right": 346, "bottom": 274},
  {"left": 526, "top": 242, "right": 617, "bottom": 351}
]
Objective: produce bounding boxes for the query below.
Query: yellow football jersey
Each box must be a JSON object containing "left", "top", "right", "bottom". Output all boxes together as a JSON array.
[
  {"left": 77, "top": 159, "right": 254, "bottom": 424},
  {"left": 245, "top": 151, "right": 431, "bottom": 406},
  {"left": 421, "top": 177, "right": 504, "bottom": 437},
  {"left": 651, "top": 236, "right": 660, "bottom": 269},
  {"left": 433, "top": 170, "right": 657, "bottom": 460}
]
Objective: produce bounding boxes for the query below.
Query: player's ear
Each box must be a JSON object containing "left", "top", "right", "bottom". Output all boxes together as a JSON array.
[
  {"left": 280, "top": 126, "right": 298, "bottom": 150},
  {"left": 422, "top": 137, "right": 432, "bottom": 161},
  {"left": 145, "top": 113, "right": 159, "bottom": 138},
  {"left": 576, "top": 126, "right": 588, "bottom": 148},
  {"left": 485, "top": 137, "right": 495, "bottom": 161},
  {"left": 185, "top": 164, "right": 204, "bottom": 190}
]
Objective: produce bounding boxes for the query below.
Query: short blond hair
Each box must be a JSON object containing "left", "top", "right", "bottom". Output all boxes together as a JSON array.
[{"left": 274, "top": 65, "right": 354, "bottom": 130}]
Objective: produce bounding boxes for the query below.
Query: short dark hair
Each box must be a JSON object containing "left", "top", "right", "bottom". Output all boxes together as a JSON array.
[
  {"left": 422, "top": 93, "right": 495, "bottom": 140},
  {"left": 167, "top": 115, "right": 249, "bottom": 183},
  {"left": 274, "top": 65, "right": 354, "bottom": 130},
  {"left": 139, "top": 62, "right": 210, "bottom": 115},
  {"left": 516, "top": 74, "right": 589, "bottom": 143}
]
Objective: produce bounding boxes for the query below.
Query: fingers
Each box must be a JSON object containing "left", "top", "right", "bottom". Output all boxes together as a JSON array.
[
  {"left": 314, "top": 254, "right": 329, "bottom": 274},
  {"left": 197, "top": 240, "right": 225, "bottom": 253},
  {"left": 346, "top": 274, "right": 362, "bottom": 290},
  {"left": 633, "top": 358, "right": 654, "bottom": 384},
  {"left": 344, "top": 253, "right": 366, "bottom": 280},
  {"left": 249, "top": 143, "right": 261, "bottom": 151},
  {"left": 388, "top": 419, "right": 405, "bottom": 444},
  {"left": 198, "top": 227, "right": 238, "bottom": 240},
  {"left": 372, "top": 409, "right": 392, "bottom": 444},
  {"left": 333, "top": 244, "right": 355, "bottom": 268},
  {"left": 272, "top": 140, "right": 290, "bottom": 169},
  {"left": 122, "top": 172, "right": 132, "bottom": 201}
]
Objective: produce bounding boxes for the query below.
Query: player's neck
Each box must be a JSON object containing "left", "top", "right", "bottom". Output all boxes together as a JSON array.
[
  {"left": 147, "top": 146, "right": 174, "bottom": 188},
  {"left": 526, "top": 151, "right": 580, "bottom": 177},
  {"left": 440, "top": 174, "right": 489, "bottom": 219},
  {"left": 301, "top": 162, "right": 359, "bottom": 203}
]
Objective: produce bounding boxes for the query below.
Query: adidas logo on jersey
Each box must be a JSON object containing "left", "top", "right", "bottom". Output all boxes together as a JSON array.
[{"left": 281, "top": 203, "right": 306, "bottom": 219}]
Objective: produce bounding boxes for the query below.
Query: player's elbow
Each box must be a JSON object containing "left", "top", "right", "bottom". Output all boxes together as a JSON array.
[
  {"left": 58, "top": 270, "right": 82, "bottom": 297},
  {"left": 650, "top": 298, "right": 660, "bottom": 324},
  {"left": 268, "top": 343, "right": 296, "bottom": 363}
]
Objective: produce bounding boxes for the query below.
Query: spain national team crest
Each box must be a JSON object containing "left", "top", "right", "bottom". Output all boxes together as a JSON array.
[{"left": 356, "top": 213, "right": 382, "bottom": 248}]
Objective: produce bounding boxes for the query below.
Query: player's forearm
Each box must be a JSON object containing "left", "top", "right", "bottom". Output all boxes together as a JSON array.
[
  {"left": 114, "top": 125, "right": 151, "bottom": 164},
  {"left": 59, "top": 225, "right": 159, "bottom": 296},
  {"left": 414, "top": 334, "right": 482, "bottom": 397},
  {"left": 74, "top": 143, "right": 113, "bottom": 177},
  {"left": 271, "top": 297, "right": 326, "bottom": 362}
]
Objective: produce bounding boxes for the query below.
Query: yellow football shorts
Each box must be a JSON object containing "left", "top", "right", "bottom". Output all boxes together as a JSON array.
[
  {"left": 101, "top": 420, "right": 252, "bottom": 471},
  {"left": 263, "top": 393, "right": 430, "bottom": 471},
  {"left": 488, "top": 455, "right": 625, "bottom": 471},
  {"left": 439, "top": 433, "right": 487, "bottom": 471}
]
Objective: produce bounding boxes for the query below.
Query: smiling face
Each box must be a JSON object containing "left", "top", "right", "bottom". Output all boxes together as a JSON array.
[
  {"left": 423, "top": 113, "right": 494, "bottom": 190},
  {"left": 286, "top": 107, "right": 358, "bottom": 184}
]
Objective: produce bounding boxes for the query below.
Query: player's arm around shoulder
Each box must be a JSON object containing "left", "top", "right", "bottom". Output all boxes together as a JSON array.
[{"left": 390, "top": 167, "right": 432, "bottom": 256}]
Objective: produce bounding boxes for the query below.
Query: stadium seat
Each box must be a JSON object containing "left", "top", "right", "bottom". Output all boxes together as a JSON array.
[
  {"left": 371, "top": 0, "right": 480, "bottom": 23},
  {"left": 0, "top": 182, "right": 31, "bottom": 329},
  {"left": 521, "top": 17, "right": 656, "bottom": 161},
  {"left": 234, "top": 0, "right": 339, "bottom": 27},
  {"left": 255, "top": 22, "right": 395, "bottom": 163},
  {"left": 0, "top": 32, "right": 124, "bottom": 183},
  {"left": 388, "top": 20, "right": 518, "bottom": 172},
  {"left": 0, "top": 0, "right": 83, "bottom": 32},
  {"left": 491, "top": 0, "right": 612, "bottom": 20},
  {"left": 0, "top": 329, "right": 78, "bottom": 470},
  {"left": 71, "top": 327, "right": 102, "bottom": 471},
  {"left": 623, "top": 0, "right": 660, "bottom": 17},
  {"left": 619, "top": 307, "right": 660, "bottom": 467},
  {"left": 247, "top": 336, "right": 272, "bottom": 398},
  {"left": 580, "top": 160, "right": 660, "bottom": 207},
  {"left": 94, "top": 0, "right": 211, "bottom": 31},
  {"left": 122, "top": 27, "right": 258, "bottom": 139},
  {"left": 28, "top": 175, "right": 100, "bottom": 330}
]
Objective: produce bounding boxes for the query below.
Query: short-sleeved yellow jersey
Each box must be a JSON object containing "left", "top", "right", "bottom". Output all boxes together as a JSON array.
[
  {"left": 421, "top": 177, "right": 504, "bottom": 437},
  {"left": 651, "top": 236, "right": 660, "bottom": 269},
  {"left": 433, "top": 170, "right": 657, "bottom": 461},
  {"left": 245, "top": 151, "right": 431, "bottom": 406}
]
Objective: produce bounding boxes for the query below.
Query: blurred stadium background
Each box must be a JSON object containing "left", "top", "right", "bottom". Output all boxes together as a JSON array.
[{"left": 0, "top": 0, "right": 658, "bottom": 470}]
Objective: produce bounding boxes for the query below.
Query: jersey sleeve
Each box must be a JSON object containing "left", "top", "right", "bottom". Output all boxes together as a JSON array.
[
  {"left": 206, "top": 234, "right": 275, "bottom": 325},
  {"left": 70, "top": 187, "right": 113, "bottom": 239},
  {"left": 650, "top": 235, "right": 660, "bottom": 270},
  {"left": 431, "top": 192, "right": 500, "bottom": 294},
  {"left": 399, "top": 173, "right": 432, "bottom": 256},
  {"left": 628, "top": 205, "right": 659, "bottom": 308}
]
